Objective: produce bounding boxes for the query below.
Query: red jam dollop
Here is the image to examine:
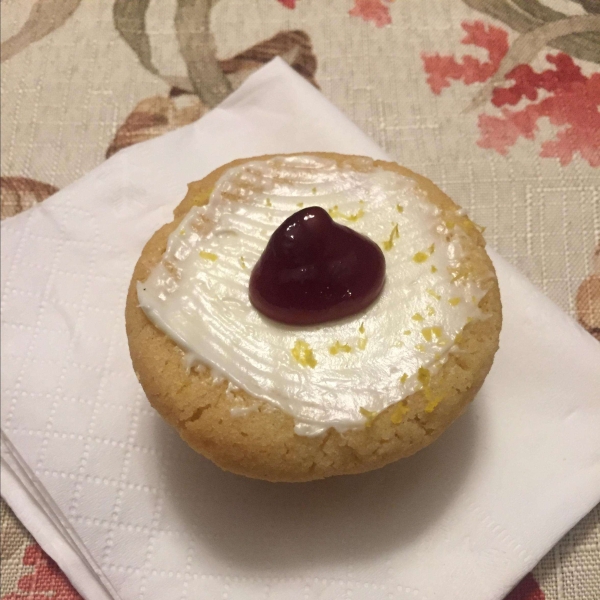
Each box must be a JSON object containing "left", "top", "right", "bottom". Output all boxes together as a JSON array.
[{"left": 249, "top": 206, "right": 386, "bottom": 325}]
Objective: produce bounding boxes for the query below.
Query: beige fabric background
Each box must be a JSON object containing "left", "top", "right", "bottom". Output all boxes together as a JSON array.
[{"left": 1, "top": 0, "right": 598, "bottom": 598}]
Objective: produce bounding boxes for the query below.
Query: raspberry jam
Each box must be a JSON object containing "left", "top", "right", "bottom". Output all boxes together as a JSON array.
[{"left": 249, "top": 206, "right": 385, "bottom": 325}]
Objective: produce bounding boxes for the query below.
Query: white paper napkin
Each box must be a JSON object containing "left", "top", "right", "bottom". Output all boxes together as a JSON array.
[{"left": 2, "top": 58, "right": 599, "bottom": 600}]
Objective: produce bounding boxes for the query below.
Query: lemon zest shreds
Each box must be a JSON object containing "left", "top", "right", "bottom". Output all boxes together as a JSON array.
[
  {"left": 391, "top": 402, "right": 409, "bottom": 424},
  {"left": 417, "top": 367, "right": 443, "bottom": 412},
  {"left": 382, "top": 223, "right": 400, "bottom": 251},
  {"left": 328, "top": 205, "right": 364, "bottom": 222},
  {"left": 414, "top": 244, "right": 435, "bottom": 263},
  {"left": 360, "top": 407, "right": 378, "bottom": 427},
  {"left": 291, "top": 340, "right": 317, "bottom": 368},
  {"left": 329, "top": 341, "right": 352, "bottom": 355},
  {"left": 421, "top": 326, "right": 443, "bottom": 342}
]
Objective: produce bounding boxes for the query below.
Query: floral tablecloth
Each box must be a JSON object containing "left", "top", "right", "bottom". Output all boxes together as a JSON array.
[{"left": 1, "top": 1, "right": 598, "bottom": 598}]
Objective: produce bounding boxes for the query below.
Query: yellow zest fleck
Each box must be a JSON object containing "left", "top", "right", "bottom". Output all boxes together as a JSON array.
[
  {"left": 431, "top": 265, "right": 438, "bottom": 273},
  {"left": 414, "top": 243, "right": 435, "bottom": 263},
  {"left": 291, "top": 340, "right": 317, "bottom": 368},
  {"left": 417, "top": 367, "right": 430, "bottom": 386},
  {"left": 329, "top": 205, "right": 365, "bottom": 222},
  {"left": 445, "top": 219, "right": 455, "bottom": 229},
  {"left": 382, "top": 223, "right": 400, "bottom": 251},
  {"left": 427, "top": 289, "right": 441, "bottom": 301},
  {"left": 400, "top": 373, "right": 408, "bottom": 384},
  {"left": 239, "top": 256, "right": 247, "bottom": 269},
  {"left": 427, "top": 306, "right": 436, "bottom": 316},
  {"left": 312, "top": 187, "right": 317, "bottom": 195},
  {"left": 412, "top": 313, "right": 424, "bottom": 322},
  {"left": 472, "top": 295, "right": 477, "bottom": 304},
  {"left": 421, "top": 326, "right": 443, "bottom": 342},
  {"left": 360, "top": 407, "right": 377, "bottom": 427},
  {"left": 329, "top": 341, "right": 352, "bottom": 355},
  {"left": 417, "top": 367, "right": 442, "bottom": 412},
  {"left": 391, "top": 401, "right": 409, "bottom": 424},
  {"left": 426, "top": 397, "right": 442, "bottom": 413},
  {"left": 416, "top": 343, "right": 426, "bottom": 352},
  {"left": 265, "top": 198, "right": 272, "bottom": 207},
  {"left": 403, "top": 330, "right": 411, "bottom": 335},
  {"left": 396, "top": 204, "right": 404, "bottom": 213},
  {"left": 297, "top": 202, "right": 304, "bottom": 208},
  {"left": 449, "top": 297, "right": 460, "bottom": 306},
  {"left": 179, "top": 229, "right": 186, "bottom": 236},
  {"left": 357, "top": 323, "right": 367, "bottom": 350},
  {"left": 450, "top": 264, "right": 471, "bottom": 282},
  {"left": 421, "top": 328, "right": 433, "bottom": 342},
  {"left": 345, "top": 209, "right": 364, "bottom": 222},
  {"left": 199, "top": 251, "right": 218, "bottom": 261}
]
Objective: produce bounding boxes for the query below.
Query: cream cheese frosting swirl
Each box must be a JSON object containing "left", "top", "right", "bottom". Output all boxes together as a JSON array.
[{"left": 137, "top": 155, "right": 487, "bottom": 436}]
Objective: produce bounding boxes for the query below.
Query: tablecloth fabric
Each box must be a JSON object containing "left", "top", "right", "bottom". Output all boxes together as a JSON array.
[{"left": 1, "top": 1, "right": 598, "bottom": 598}]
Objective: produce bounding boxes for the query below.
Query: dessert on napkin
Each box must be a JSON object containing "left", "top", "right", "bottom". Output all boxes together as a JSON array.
[
  {"left": 3, "top": 60, "right": 600, "bottom": 600},
  {"left": 126, "top": 152, "right": 501, "bottom": 481}
]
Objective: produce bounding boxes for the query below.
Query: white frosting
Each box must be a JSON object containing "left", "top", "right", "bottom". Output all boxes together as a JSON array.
[{"left": 138, "top": 156, "right": 488, "bottom": 435}]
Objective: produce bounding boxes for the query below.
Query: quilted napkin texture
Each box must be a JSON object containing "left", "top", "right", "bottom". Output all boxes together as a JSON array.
[{"left": 2, "top": 60, "right": 600, "bottom": 600}]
